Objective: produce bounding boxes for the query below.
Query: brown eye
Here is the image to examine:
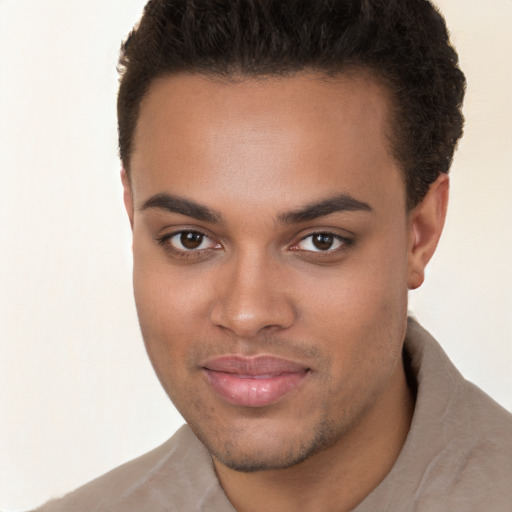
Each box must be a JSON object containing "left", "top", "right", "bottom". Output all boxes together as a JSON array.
[
  {"left": 295, "top": 232, "right": 346, "bottom": 253},
  {"left": 160, "top": 230, "right": 219, "bottom": 253},
  {"left": 312, "top": 233, "right": 334, "bottom": 251},
  {"left": 181, "top": 231, "right": 204, "bottom": 250}
]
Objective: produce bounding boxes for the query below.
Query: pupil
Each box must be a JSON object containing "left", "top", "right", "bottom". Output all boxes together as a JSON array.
[
  {"left": 181, "top": 232, "right": 203, "bottom": 250},
  {"left": 313, "top": 234, "right": 333, "bottom": 251}
]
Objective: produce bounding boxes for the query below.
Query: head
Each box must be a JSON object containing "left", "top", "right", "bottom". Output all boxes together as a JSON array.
[{"left": 117, "top": 0, "right": 465, "bottom": 473}]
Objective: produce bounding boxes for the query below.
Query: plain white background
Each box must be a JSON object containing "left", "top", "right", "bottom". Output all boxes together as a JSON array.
[{"left": 0, "top": 1, "right": 511, "bottom": 510}]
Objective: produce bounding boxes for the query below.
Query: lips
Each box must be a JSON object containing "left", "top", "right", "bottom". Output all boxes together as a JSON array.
[{"left": 202, "top": 356, "right": 309, "bottom": 407}]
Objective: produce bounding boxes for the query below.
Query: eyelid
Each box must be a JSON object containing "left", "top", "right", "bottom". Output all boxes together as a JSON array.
[
  {"left": 289, "top": 230, "right": 354, "bottom": 255},
  {"left": 156, "top": 224, "right": 218, "bottom": 243},
  {"left": 156, "top": 228, "right": 222, "bottom": 257},
  {"left": 155, "top": 226, "right": 353, "bottom": 259},
  {"left": 298, "top": 233, "right": 343, "bottom": 251}
]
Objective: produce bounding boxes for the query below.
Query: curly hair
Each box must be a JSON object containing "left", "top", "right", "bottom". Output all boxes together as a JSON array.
[{"left": 118, "top": 0, "right": 466, "bottom": 208}]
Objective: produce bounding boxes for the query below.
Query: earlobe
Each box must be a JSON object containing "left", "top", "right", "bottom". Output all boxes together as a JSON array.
[
  {"left": 121, "top": 168, "right": 134, "bottom": 230},
  {"left": 407, "top": 174, "right": 449, "bottom": 290}
]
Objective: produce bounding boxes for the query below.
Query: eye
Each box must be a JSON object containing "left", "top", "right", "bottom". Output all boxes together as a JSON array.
[
  {"left": 158, "top": 230, "right": 220, "bottom": 253},
  {"left": 294, "top": 232, "right": 347, "bottom": 252}
]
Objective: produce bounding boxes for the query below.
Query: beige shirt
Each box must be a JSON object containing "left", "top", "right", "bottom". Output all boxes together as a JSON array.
[{"left": 37, "top": 319, "right": 512, "bottom": 511}]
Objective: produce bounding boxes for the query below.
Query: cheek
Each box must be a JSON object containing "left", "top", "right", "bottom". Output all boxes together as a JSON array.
[
  {"left": 301, "top": 232, "right": 409, "bottom": 376},
  {"left": 303, "top": 237, "right": 408, "bottom": 325},
  {"left": 131, "top": 237, "right": 208, "bottom": 369}
]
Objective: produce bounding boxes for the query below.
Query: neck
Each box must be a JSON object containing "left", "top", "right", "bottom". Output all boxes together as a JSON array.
[{"left": 214, "top": 358, "right": 414, "bottom": 512}]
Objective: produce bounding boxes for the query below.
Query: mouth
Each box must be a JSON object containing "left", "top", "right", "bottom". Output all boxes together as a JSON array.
[{"left": 202, "top": 355, "right": 310, "bottom": 408}]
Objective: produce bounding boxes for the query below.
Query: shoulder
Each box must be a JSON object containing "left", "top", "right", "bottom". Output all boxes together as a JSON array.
[
  {"left": 444, "top": 379, "right": 512, "bottom": 485},
  {"left": 405, "top": 319, "right": 512, "bottom": 509},
  {"left": 412, "top": 382, "right": 512, "bottom": 511},
  {"left": 34, "top": 425, "right": 226, "bottom": 512},
  {"left": 407, "top": 318, "right": 512, "bottom": 452},
  {"left": 357, "top": 320, "right": 512, "bottom": 512}
]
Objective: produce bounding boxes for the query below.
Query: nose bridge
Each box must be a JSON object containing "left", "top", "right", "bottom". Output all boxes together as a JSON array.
[{"left": 210, "top": 247, "right": 295, "bottom": 337}]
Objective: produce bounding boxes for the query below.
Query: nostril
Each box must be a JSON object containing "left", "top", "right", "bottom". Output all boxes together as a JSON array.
[{"left": 210, "top": 302, "right": 296, "bottom": 338}]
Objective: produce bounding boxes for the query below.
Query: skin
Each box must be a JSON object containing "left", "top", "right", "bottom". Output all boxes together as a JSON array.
[{"left": 122, "top": 72, "right": 448, "bottom": 512}]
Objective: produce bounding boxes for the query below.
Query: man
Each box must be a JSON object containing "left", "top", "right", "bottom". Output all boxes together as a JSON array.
[{"left": 37, "top": 0, "right": 512, "bottom": 511}]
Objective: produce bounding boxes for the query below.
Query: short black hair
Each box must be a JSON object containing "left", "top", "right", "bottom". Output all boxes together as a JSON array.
[{"left": 118, "top": 0, "right": 466, "bottom": 208}]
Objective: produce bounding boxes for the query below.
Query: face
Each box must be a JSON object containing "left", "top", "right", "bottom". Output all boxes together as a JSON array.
[{"left": 125, "top": 72, "right": 420, "bottom": 472}]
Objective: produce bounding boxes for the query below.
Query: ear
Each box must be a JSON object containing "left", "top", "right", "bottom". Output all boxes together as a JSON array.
[
  {"left": 121, "top": 168, "right": 134, "bottom": 230},
  {"left": 407, "top": 174, "right": 449, "bottom": 290}
]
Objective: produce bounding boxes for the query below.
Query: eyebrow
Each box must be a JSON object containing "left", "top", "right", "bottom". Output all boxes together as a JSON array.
[
  {"left": 140, "top": 193, "right": 222, "bottom": 223},
  {"left": 140, "top": 191, "right": 372, "bottom": 225},
  {"left": 278, "top": 194, "right": 373, "bottom": 224}
]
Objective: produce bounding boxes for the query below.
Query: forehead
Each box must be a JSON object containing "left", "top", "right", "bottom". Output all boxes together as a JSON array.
[{"left": 130, "top": 72, "right": 404, "bottom": 213}]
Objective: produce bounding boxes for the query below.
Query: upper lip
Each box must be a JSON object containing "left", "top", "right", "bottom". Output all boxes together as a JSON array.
[{"left": 202, "top": 355, "right": 309, "bottom": 376}]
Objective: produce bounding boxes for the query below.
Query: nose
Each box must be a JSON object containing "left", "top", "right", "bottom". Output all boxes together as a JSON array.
[{"left": 210, "top": 251, "right": 297, "bottom": 338}]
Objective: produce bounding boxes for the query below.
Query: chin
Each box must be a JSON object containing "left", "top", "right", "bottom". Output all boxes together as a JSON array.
[
  {"left": 193, "top": 416, "right": 342, "bottom": 473},
  {"left": 213, "top": 445, "right": 317, "bottom": 473}
]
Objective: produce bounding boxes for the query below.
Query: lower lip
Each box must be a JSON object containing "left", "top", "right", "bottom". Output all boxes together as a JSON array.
[{"left": 204, "top": 369, "right": 308, "bottom": 407}]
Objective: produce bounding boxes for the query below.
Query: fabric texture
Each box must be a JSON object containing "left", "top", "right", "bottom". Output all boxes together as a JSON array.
[{"left": 36, "top": 319, "right": 512, "bottom": 512}]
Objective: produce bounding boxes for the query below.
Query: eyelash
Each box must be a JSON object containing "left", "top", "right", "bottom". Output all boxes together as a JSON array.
[
  {"left": 156, "top": 230, "right": 220, "bottom": 259},
  {"left": 156, "top": 230, "right": 353, "bottom": 260},
  {"left": 292, "top": 232, "right": 353, "bottom": 256}
]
